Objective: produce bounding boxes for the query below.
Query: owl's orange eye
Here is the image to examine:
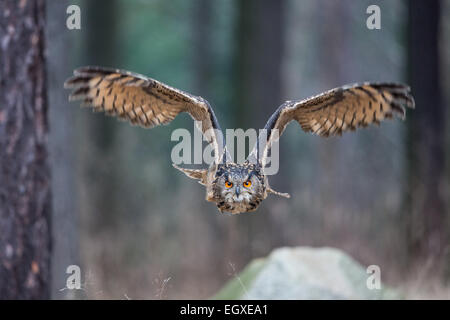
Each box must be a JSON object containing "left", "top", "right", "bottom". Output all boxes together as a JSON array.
[
  {"left": 243, "top": 180, "right": 252, "bottom": 188},
  {"left": 225, "top": 181, "right": 233, "bottom": 188}
]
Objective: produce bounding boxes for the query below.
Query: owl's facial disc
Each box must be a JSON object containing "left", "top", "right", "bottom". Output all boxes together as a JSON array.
[{"left": 213, "top": 163, "right": 265, "bottom": 213}]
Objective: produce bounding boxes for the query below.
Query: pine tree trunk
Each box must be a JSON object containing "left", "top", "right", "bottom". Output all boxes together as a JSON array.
[
  {"left": 0, "top": 0, "right": 51, "bottom": 299},
  {"left": 406, "top": 0, "right": 448, "bottom": 267},
  {"left": 80, "top": 0, "right": 120, "bottom": 232},
  {"left": 231, "top": 0, "right": 286, "bottom": 262}
]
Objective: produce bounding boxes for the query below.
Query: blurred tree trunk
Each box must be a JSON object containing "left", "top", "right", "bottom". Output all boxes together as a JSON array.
[
  {"left": 0, "top": 0, "right": 51, "bottom": 299},
  {"left": 76, "top": 0, "right": 123, "bottom": 295},
  {"left": 406, "top": 0, "right": 448, "bottom": 268},
  {"left": 314, "top": 0, "right": 355, "bottom": 239},
  {"left": 231, "top": 0, "right": 286, "bottom": 262},
  {"left": 81, "top": 0, "right": 120, "bottom": 231},
  {"left": 233, "top": 0, "right": 285, "bottom": 130},
  {"left": 191, "top": 0, "right": 229, "bottom": 282},
  {"left": 46, "top": 0, "right": 80, "bottom": 299},
  {"left": 193, "top": 0, "right": 213, "bottom": 96}
]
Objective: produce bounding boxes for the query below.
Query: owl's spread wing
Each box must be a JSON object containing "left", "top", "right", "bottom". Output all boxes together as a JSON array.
[
  {"left": 248, "top": 82, "right": 415, "bottom": 166},
  {"left": 65, "top": 66, "right": 227, "bottom": 163}
]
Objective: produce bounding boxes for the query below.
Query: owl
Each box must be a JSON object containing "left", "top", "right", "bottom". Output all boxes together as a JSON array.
[{"left": 65, "top": 67, "right": 414, "bottom": 214}]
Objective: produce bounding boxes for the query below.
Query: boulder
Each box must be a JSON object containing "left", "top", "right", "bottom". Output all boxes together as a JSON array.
[{"left": 213, "top": 247, "right": 399, "bottom": 299}]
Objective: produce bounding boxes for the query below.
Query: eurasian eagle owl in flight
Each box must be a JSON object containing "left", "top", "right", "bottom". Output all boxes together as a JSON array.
[{"left": 65, "top": 67, "right": 414, "bottom": 214}]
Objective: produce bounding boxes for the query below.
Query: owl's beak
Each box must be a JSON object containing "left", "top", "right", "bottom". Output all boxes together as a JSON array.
[{"left": 235, "top": 186, "right": 241, "bottom": 197}]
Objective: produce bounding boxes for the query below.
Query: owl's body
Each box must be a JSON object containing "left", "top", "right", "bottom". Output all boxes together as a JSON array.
[
  {"left": 65, "top": 66, "right": 414, "bottom": 214},
  {"left": 173, "top": 161, "right": 290, "bottom": 214}
]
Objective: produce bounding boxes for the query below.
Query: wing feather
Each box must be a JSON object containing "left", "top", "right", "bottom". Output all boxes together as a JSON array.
[
  {"left": 65, "top": 66, "right": 226, "bottom": 163},
  {"left": 248, "top": 82, "right": 415, "bottom": 166}
]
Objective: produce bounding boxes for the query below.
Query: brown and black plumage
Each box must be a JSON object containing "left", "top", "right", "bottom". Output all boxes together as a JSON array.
[
  {"left": 64, "top": 66, "right": 225, "bottom": 163},
  {"left": 65, "top": 66, "right": 414, "bottom": 214},
  {"left": 247, "top": 82, "right": 415, "bottom": 166}
]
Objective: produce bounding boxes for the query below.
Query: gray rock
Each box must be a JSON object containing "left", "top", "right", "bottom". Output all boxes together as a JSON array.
[{"left": 213, "top": 247, "right": 400, "bottom": 300}]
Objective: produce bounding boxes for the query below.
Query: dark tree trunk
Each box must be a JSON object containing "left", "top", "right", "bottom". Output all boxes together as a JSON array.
[
  {"left": 0, "top": 0, "right": 51, "bottom": 299},
  {"left": 231, "top": 0, "right": 286, "bottom": 263},
  {"left": 233, "top": 0, "right": 285, "bottom": 130},
  {"left": 406, "top": 0, "right": 448, "bottom": 267},
  {"left": 76, "top": 0, "right": 124, "bottom": 295},
  {"left": 314, "top": 0, "right": 356, "bottom": 238},
  {"left": 191, "top": 0, "right": 229, "bottom": 285},
  {"left": 81, "top": 0, "right": 120, "bottom": 232},
  {"left": 192, "top": 0, "right": 213, "bottom": 97}
]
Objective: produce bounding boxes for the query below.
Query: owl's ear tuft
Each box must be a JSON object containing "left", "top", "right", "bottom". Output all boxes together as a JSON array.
[{"left": 172, "top": 164, "right": 207, "bottom": 185}]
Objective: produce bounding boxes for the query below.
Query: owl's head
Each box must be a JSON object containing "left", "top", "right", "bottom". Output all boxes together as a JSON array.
[{"left": 212, "top": 162, "right": 266, "bottom": 214}]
